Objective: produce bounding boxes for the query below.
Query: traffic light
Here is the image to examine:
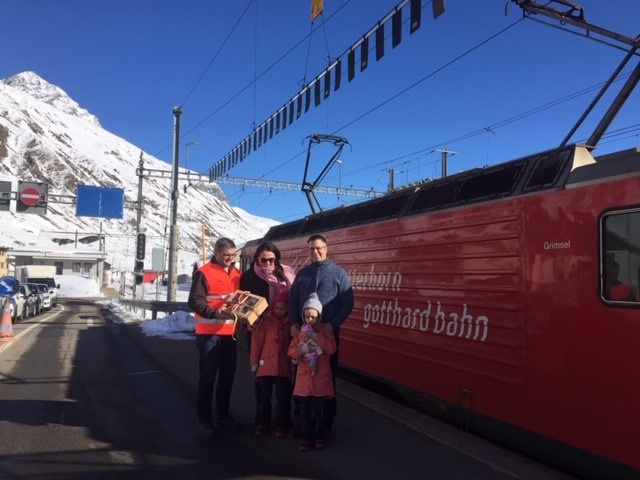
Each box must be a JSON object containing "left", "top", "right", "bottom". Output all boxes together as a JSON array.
[
  {"left": 134, "top": 260, "right": 143, "bottom": 285},
  {"left": 136, "top": 233, "right": 146, "bottom": 261}
]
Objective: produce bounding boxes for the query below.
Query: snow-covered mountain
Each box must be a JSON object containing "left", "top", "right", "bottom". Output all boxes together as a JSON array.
[{"left": 0, "top": 71, "right": 278, "bottom": 275}]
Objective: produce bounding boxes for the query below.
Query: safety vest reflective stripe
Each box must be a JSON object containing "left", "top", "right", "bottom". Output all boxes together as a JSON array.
[
  {"left": 206, "top": 294, "right": 227, "bottom": 302},
  {"left": 198, "top": 317, "right": 234, "bottom": 325}
]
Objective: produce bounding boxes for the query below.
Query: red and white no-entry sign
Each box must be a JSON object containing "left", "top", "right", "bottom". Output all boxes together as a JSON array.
[{"left": 19, "top": 187, "right": 41, "bottom": 206}]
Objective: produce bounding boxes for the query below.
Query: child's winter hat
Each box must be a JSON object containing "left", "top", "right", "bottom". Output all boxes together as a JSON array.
[
  {"left": 273, "top": 289, "right": 289, "bottom": 305},
  {"left": 303, "top": 292, "right": 323, "bottom": 314}
]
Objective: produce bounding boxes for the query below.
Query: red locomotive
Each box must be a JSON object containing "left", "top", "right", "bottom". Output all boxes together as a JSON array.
[
  {"left": 237, "top": 3, "right": 639, "bottom": 478},
  {"left": 241, "top": 144, "right": 639, "bottom": 479}
]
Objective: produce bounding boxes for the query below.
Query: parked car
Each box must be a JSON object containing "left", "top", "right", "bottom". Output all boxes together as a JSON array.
[
  {"left": 35, "top": 283, "right": 51, "bottom": 310},
  {"left": 19, "top": 284, "right": 38, "bottom": 318},
  {"left": 24, "top": 276, "right": 59, "bottom": 307},
  {"left": 0, "top": 292, "right": 25, "bottom": 323},
  {"left": 26, "top": 282, "right": 45, "bottom": 314}
]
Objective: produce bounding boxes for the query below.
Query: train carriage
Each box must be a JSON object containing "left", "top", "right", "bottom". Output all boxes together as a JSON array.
[{"left": 241, "top": 144, "right": 640, "bottom": 480}]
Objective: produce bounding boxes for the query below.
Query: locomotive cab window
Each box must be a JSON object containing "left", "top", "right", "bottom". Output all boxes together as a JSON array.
[{"left": 601, "top": 209, "right": 640, "bottom": 304}]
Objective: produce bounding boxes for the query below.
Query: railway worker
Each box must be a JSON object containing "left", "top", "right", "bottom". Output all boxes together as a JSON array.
[
  {"left": 605, "top": 258, "right": 635, "bottom": 301},
  {"left": 289, "top": 234, "right": 354, "bottom": 444},
  {"left": 188, "top": 237, "right": 241, "bottom": 438},
  {"left": 240, "top": 242, "right": 296, "bottom": 430}
]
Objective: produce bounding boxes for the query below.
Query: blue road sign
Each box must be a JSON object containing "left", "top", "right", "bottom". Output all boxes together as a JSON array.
[
  {"left": 0, "top": 276, "right": 19, "bottom": 297},
  {"left": 76, "top": 185, "right": 124, "bottom": 219}
]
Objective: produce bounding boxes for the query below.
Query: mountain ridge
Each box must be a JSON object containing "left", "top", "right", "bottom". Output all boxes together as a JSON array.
[{"left": 0, "top": 71, "right": 278, "bottom": 275}]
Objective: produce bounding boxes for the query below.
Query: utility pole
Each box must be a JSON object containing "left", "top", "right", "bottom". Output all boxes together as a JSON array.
[{"left": 167, "top": 106, "right": 182, "bottom": 301}]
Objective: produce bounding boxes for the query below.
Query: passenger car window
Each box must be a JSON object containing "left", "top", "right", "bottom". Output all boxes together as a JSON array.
[{"left": 601, "top": 209, "right": 640, "bottom": 304}]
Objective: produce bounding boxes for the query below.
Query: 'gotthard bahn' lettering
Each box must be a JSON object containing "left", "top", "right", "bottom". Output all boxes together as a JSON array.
[
  {"left": 349, "top": 265, "right": 489, "bottom": 342},
  {"left": 363, "top": 300, "right": 489, "bottom": 341}
]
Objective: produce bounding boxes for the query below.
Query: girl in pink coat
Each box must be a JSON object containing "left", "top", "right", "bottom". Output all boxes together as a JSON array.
[
  {"left": 288, "top": 292, "right": 337, "bottom": 451},
  {"left": 250, "top": 290, "right": 293, "bottom": 437}
]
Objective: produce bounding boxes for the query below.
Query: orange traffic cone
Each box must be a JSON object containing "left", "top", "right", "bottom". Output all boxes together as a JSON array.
[{"left": 0, "top": 297, "right": 15, "bottom": 342}]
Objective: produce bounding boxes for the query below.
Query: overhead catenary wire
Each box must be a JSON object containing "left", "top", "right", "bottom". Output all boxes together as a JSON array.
[
  {"left": 206, "top": 0, "right": 419, "bottom": 180},
  {"left": 211, "top": 66, "right": 640, "bottom": 200},
  {"left": 252, "top": 0, "right": 258, "bottom": 130},
  {"left": 301, "top": 19, "right": 315, "bottom": 86},
  {"left": 163, "top": 1, "right": 639, "bottom": 202},
  {"left": 216, "top": 14, "right": 529, "bottom": 186},
  {"left": 155, "top": 1, "right": 352, "bottom": 157},
  {"left": 179, "top": 0, "right": 256, "bottom": 109}
]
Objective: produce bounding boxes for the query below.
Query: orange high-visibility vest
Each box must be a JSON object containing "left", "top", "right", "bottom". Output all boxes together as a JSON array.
[{"left": 194, "top": 261, "right": 240, "bottom": 336}]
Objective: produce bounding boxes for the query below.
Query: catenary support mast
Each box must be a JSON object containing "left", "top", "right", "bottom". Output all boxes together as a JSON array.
[{"left": 167, "top": 106, "right": 182, "bottom": 301}]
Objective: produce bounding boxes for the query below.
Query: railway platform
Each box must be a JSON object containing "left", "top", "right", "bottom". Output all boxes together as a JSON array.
[{"left": 122, "top": 315, "right": 576, "bottom": 480}]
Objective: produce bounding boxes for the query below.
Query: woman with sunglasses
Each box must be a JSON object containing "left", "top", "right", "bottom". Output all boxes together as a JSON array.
[{"left": 240, "top": 242, "right": 296, "bottom": 435}]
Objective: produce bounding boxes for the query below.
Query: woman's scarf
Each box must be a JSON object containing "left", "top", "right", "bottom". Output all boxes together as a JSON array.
[{"left": 253, "top": 262, "right": 296, "bottom": 306}]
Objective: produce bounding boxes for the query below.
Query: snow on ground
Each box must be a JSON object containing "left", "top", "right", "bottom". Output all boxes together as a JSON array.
[
  {"left": 58, "top": 275, "right": 103, "bottom": 297},
  {"left": 107, "top": 299, "right": 195, "bottom": 341},
  {"left": 125, "top": 308, "right": 194, "bottom": 340},
  {"left": 58, "top": 274, "right": 194, "bottom": 340}
]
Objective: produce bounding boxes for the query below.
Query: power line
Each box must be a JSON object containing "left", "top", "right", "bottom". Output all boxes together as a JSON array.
[
  {"left": 174, "top": 2, "right": 640, "bottom": 195},
  {"left": 206, "top": 0, "right": 422, "bottom": 180},
  {"left": 202, "top": 6, "right": 524, "bottom": 185},
  {"left": 155, "top": 1, "right": 353, "bottom": 157},
  {"left": 332, "top": 18, "right": 525, "bottom": 135},
  {"left": 179, "top": 0, "right": 255, "bottom": 108}
]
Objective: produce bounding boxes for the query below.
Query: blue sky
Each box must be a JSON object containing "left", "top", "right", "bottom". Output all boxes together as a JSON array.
[{"left": 3, "top": 1, "right": 639, "bottom": 223}]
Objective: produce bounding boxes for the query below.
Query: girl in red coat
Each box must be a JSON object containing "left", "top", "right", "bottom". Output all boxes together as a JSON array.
[
  {"left": 250, "top": 290, "right": 293, "bottom": 437},
  {"left": 288, "top": 292, "right": 337, "bottom": 451}
]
